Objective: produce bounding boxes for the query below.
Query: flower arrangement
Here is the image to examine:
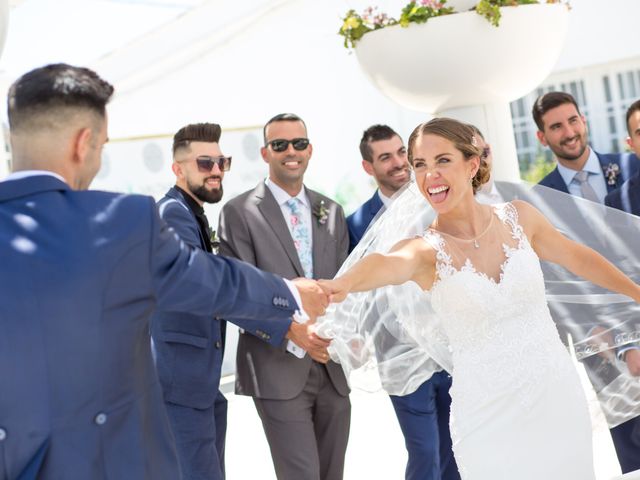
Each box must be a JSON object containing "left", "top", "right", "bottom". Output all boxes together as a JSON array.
[
  {"left": 313, "top": 200, "right": 330, "bottom": 225},
  {"left": 603, "top": 163, "right": 621, "bottom": 186},
  {"left": 339, "top": 0, "right": 565, "bottom": 49}
]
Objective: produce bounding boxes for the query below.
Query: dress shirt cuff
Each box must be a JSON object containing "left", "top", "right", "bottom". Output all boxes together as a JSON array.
[{"left": 283, "top": 278, "right": 307, "bottom": 358}]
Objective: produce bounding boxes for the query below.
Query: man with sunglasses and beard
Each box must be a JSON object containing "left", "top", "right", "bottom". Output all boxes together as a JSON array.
[
  {"left": 218, "top": 113, "right": 351, "bottom": 480},
  {"left": 151, "top": 123, "right": 237, "bottom": 479}
]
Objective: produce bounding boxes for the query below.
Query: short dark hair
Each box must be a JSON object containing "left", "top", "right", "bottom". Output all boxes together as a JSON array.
[
  {"left": 531, "top": 91, "right": 581, "bottom": 131},
  {"left": 263, "top": 113, "right": 307, "bottom": 145},
  {"left": 7, "top": 63, "right": 114, "bottom": 132},
  {"left": 359, "top": 124, "right": 400, "bottom": 162},
  {"left": 626, "top": 99, "right": 640, "bottom": 136},
  {"left": 172, "top": 123, "right": 222, "bottom": 156}
]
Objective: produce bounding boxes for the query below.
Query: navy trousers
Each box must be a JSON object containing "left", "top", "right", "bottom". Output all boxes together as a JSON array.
[
  {"left": 389, "top": 371, "right": 460, "bottom": 480},
  {"left": 610, "top": 415, "right": 640, "bottom": 474},
  {"left": 165, "top": 391, "right": 228, "bottom": 480}
]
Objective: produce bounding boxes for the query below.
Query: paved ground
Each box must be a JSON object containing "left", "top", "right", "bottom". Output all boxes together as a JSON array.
[{"left": 222, "top": 361, "right": 633, "bottom": 480}]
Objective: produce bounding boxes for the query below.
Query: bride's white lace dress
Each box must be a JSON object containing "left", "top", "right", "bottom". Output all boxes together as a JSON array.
[{"left": 423, "top": 202, "right": 595, "bottom": 480}]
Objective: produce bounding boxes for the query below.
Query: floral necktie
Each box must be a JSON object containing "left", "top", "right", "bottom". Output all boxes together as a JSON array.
[{"left": 286, "top": 198, "right": 313, "bottom": 278}]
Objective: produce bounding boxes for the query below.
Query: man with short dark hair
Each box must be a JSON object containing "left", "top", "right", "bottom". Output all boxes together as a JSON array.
[
  {"left": 0, "top": 64, "right": 328, "bottom": 479},
  {"left": 534, "top": 91, "right": 638, "bottom": 200},
  {"left": 151, "top": 123, "right": 234, "bottom": 479},
  {"left": 346, "top": 124, "right": 460, "bottom": 480},
  {"left": 219, "top": 113, "right": 351, "bottom": 480},
  {"left": 606, "top": 99, "right": 640, "bottom": 216},
  {"left": 534, "top": 91, "right": 640, "bottom": 474}
]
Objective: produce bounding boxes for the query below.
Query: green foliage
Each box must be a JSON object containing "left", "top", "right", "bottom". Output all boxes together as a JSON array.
[
  {"left": 338, "top": 0, "right": 566, "bottom": 49},
  {"left": 521, "top": 154, "right": 556, "bottom": 183}
]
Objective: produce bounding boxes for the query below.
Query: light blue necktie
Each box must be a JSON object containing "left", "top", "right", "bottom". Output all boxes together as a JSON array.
[{"left": 286, "top": 198, "right": 313, "bottom": 278}]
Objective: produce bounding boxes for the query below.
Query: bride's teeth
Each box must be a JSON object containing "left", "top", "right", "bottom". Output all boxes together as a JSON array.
[{"left": 428, "top": 186, "right": 449, "bottom": 194}]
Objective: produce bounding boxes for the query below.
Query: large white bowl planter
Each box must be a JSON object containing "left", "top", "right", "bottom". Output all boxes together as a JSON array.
[
  {"left": 354, "top": 4, "right": 569, "bottom": 181},
  {"left": 0, "top": 0, "right": 8, "bottom": 60}
]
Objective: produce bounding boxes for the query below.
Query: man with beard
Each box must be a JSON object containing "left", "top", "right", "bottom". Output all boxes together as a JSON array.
[
  {"left": 534, "top": 91, "right": 638, "bottom": 202},
  {"left": 151, "top": 123, "right": 236, "bottom": 479},
  {"left": 346, "top": 125, "right": 460, "bottom": 480},
  {"left": 534, "top": 93, "right": 640, "bottom": 474},
  {"left": 218, "top": 113, "right": 350, "bottom": 480}
]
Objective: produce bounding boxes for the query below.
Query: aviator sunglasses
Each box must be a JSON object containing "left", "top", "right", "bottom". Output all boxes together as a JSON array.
[
  {"left": 266, "top": 138, "right": 310, "bottom": 153},
  {"left": 195, "top": 155, "right": 232, "bottom": 172}
]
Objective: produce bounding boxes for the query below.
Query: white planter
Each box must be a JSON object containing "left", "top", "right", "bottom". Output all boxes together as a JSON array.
[
  {"left": 0, "top": 0, "right": 7, "bottom": 60},
  {"left": 354, "top": 3, "right": 569, "bottom": 113},
  {"left": 446, "top": 0, "right": 477, "bottom": 12}
]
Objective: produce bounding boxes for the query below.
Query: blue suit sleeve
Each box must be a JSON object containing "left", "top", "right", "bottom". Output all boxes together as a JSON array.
[{"left": 148, "top": 199, "right": 293, "bottom": 345}]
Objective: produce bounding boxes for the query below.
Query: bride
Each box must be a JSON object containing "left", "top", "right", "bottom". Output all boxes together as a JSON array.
[{"left": 319, "top": 118, "right": 640, "bottom": 479}]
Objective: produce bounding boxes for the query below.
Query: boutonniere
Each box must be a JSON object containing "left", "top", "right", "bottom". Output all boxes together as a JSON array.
[
  {"left": 604, "top": 163, "right": 620, "bottom": 186},
  {"left": 209, "top": 227, "right": 220, "bottom": 254},
  {"left": 313, "top": 200, "right": 329, "bottom": 225}
]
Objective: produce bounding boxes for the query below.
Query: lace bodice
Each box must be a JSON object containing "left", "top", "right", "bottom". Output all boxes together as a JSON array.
[{"left": 423, "top": 203, "right": 573, "bottom": 411}]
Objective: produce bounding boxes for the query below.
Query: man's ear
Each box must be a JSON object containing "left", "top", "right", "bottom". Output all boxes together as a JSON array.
[
  {"left": 362, "top": 160, "right": 374, "bottom": 176},
  {"left": 71, "top": 127, "right": 93, "bottom": 165},
  {"left": 536, "top": 130, "right": 548, "bottom": 147},
  {"left": 260, "top": 146, "right": 269, "bottom": 164},
  {"left": 171, "top": 161, "right": 183, "bottom": 179},
  {"left": 627, "top": 137, "right": 634, "bottom": 151}
]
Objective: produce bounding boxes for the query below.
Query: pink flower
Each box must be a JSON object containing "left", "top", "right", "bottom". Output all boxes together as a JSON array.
[{"left": 290, "top": 216, "right": 299, "bottom": 226}]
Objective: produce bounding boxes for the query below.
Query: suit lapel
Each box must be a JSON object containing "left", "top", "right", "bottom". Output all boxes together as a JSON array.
[
  {"left": 307, "top": 188, "right": 328, "bottom": 279},
  {"left": 546, "top": 167, "right": 571, "bottom": 194},
  {"left": 165, "top": 187, "right": 209, "bottom": 251},
  {"left": 255, "top": 182, "right": 305, "bottom": 277}
]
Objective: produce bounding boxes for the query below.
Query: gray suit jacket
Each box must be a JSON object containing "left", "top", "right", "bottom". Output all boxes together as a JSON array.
[{"left": 218, "top": 181, "right": 350, "bottom": 399}]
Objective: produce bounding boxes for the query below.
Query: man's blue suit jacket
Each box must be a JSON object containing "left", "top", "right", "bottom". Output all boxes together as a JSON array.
[
  {"left": 538, "top": 150, "right": 639, "bottom": 196},
  {"left": 346, "top": 191, "right": 384, "bottom": 252},
  {"left": 605, "top": 170, "right": 640, "bottom": 216},
  {"left": 151, "top": 186, "right": 229, "bottom": 409},
  {"left": 0, "top": 175, "right": 296, "bottom": 480}
]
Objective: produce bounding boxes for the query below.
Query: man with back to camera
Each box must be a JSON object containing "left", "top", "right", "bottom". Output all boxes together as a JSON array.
[{"left": 0, "top": 63, "right": 329, "bottom": 479}]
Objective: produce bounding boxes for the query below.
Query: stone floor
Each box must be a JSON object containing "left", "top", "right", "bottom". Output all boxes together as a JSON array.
[{"left": 222, "top": 361, "right": 633, "bottom": 479}]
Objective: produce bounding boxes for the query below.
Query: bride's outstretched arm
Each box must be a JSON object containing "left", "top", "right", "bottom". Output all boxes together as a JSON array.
[
  {"left": 319, "top": 238, "right": 435, "bottom": 302},
  {"left": 514, "top": 200, "right": 640, "bottom": 303}
]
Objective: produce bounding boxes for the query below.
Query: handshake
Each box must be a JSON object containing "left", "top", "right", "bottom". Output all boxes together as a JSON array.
[{"left": 285, "top": 278, "right": 347, "bottom": 364}]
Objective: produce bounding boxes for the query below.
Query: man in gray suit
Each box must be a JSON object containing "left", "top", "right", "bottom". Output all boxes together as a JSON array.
[{"left": 219, "top": 113, "right": 351, "bottom": 480}]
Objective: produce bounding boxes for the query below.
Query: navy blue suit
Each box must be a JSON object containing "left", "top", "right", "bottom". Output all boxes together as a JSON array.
[
  {"left": 346, "top": 191, "right": 459, "bottom": 480},
  {"left": 0, "top": 175, "right": 296, "bottom": 480},
  {"left": 539, "top": 151, "right": 639, "bottom": 195},
  {"left": 539, "top": 151, "right": 640, "bottom": 474},
  {"left": 606, "top": 170, "right": 640, "bottom": 216},
  {"left": 152, "top": 186, "right": 248, "bottom": 479}
]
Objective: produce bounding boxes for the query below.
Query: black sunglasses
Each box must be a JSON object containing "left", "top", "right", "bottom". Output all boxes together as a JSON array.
[
  {"left": 267, "top": 138, "right": 310, "bottom": 153},
  {"left": 195, "top": 155, "right": 232, "bottom": 172}
]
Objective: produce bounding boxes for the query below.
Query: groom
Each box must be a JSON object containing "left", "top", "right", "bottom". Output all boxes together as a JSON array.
[{"left": 347, "top": 124, "right": 460, "bottom": 480}]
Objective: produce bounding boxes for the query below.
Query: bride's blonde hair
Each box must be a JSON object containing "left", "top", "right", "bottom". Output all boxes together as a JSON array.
[{"left": 407, "top": 117, "right": 491, "bottom": 194}]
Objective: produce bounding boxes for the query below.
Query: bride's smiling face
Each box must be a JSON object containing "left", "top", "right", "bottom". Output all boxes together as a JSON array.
[{"left": 412, "top": 134, "right": 479, "bottom": 214}]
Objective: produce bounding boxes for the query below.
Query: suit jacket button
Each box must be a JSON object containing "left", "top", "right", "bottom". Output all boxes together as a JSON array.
[
  {"left": 214, "top": 316, "right": 221, "bottom": 321},
  {"left": 272, "top": 298, "right": 278, "bottom": 306},
  {"left": 95, "top": 413, "right": 108, "bottom": 425},
  {"left": 215, "top": 341, "right": 222, "bottom": 349},
  {"left": 0, "top": 428, "right": 6, "bottom": 441}
]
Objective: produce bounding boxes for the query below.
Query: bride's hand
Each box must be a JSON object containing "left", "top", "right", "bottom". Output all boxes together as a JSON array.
[{"left": 318, "top": 278, "right": 350, "bottom": 303}]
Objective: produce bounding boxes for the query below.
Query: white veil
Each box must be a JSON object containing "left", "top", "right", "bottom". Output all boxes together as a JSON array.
[{"left": 316, "top": 179, "right": 640, "bottom": 428}]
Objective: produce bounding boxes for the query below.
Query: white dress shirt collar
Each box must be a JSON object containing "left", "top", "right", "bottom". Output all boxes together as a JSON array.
[
  {"left": 3, "top": 170, "right": 66, "bottom": 183},
  {"left": 265, "top": 177, "right": 310, "bottom": 209}
]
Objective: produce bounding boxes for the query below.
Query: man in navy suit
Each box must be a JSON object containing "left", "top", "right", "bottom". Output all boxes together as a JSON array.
[
  {"left": 151, "top": 123, "right": 236, "bottom": 479},
  {"left": 606, "top": 99, "right": 640, "bottom": 217},
  {"left": 0, "top": 63, "right": 329, "bottom": 480},
  {"left": 533, "top": 91, "right": 640, "bottom": 473},
  {"left": 346, "top": 125, "right": 459, "bottom": 480}
]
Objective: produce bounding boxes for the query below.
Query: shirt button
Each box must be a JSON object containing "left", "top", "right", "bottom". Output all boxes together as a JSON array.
[
  {"left": 215, "top": 341, "right": 222, "bottom": 349},
  {"left": 94, "top": 413, "right": 107, "bottom": 425},
  {"left": 0, "top": 428, "right": 6, "bottom": 441}
]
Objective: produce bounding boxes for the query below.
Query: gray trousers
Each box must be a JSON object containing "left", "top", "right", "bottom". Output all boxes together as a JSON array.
[{"left": 253, "top": 362, "right": 351, "bottom": 480}]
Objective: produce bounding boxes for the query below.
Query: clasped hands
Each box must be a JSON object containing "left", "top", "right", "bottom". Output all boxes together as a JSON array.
[{"left": 287, "top": 278, "right": 349, "bottom": 364}]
